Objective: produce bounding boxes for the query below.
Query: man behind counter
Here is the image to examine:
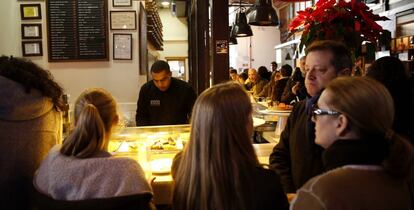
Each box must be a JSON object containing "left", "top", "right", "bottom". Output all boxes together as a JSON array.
[{"left": 136, "top": 60, "right": 197, "bottom": 126}]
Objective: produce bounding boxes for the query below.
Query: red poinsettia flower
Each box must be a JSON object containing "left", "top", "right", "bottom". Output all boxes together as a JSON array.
[{"left": 288, "top": 0, "right": 390, "bottom": 55}]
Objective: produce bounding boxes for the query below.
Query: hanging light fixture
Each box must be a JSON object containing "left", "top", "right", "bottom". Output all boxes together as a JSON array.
[
  {"left": 229, "top": 36, "right": 238, "bottom": 45},
  {"left": 231, "top": 1, "right": 253, "bottom": 37},
  {"left": 248, "top": 0, "right": 279, "bottom": 26},
  {"left": 285, "top": 52, "right": 291, "bottom": 60},
  {"left": 229, "top": 26, "right": 238, "bottom": 45}
]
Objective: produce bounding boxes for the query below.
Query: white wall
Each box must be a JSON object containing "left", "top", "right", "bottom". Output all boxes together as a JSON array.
[
  {"left": 230, "top": 26, "right": 281, "bottom": 72},
  {"left": 157, "top": 8, "right": 189, "bottom": 81},
  {"left": 0, "top": 1, "right": 147, "bottom": 104}
]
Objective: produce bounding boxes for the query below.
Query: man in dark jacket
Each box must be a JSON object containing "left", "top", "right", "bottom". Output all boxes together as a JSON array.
[
  {"left": 269, "top": 41, "right": 352, "bottom": 193},
  {"left": 136, "top": 60, "right": 197, "bottom": 126},
  {"left": 272, "top": 64, "right": 292, "bottom": 102}
]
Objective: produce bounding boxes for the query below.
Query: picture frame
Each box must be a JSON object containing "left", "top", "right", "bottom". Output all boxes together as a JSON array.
[
  {"left": 21, "top": 24, "right": 42, "bottom": 39},
  {"left": 113, "top": 33, "right": 132, "bottom": 60},
  {"left": 22, "top": 41, "right": 43, "bottom": 56},
  {"left": 113, "top": 0, "right": 132, "bottom": 7},
  {"left": 20, "top": 4, "right": 42, "bottom": 20},
  {"left": 110, "top": 11, "right": 136, "bottom": 30}
]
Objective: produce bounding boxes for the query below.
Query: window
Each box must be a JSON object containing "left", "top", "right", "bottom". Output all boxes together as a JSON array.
[{"left": 166, "top": 57, "right": 187, "bottom": 81}]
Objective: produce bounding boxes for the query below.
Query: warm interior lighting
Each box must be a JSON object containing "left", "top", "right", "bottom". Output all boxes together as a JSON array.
[
  {"left": 161, "top": 1, "right": 170, "bottom": 6},
  {"left": 248, "top": 0, "right": 279, "bottom": 26}
]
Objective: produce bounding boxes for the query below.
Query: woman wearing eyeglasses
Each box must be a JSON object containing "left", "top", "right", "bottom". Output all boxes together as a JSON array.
[{"left": 290, "top": 77, "right": 414, "bottom": 210}]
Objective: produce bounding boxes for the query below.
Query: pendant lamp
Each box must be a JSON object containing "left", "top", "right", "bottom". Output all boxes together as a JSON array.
[
  {"left": 248, "top": 0, "right": 279, "bottom": 26},
  {"left": 229, "top": 36, "right": 238, "bottom": 45},
  {"left": 229, "top": 26, "right": 238, "bottom": 45},
  {"left": 285, "top": 52, "right": 291, "bottom": 60},
  {"left": 231, "top": 6, "right": 253, "bottom": 37}
]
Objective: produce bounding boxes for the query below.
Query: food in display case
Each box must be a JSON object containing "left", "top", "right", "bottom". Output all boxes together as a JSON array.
[
  {"left": 268, "top": 103, "right": 293, "bottom": 111},
  {"left": 108, "top": 125, "right": 190, "bottom": 175}
]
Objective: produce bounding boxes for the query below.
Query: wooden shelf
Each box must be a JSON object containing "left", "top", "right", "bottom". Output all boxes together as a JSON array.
[{"left": 146, "top": 1, "right": 163, "bottom": 50}]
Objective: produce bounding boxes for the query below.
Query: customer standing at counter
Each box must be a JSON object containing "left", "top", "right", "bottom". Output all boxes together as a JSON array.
[
  {"left": 0, "top": 56, "right": 64, "bottom": 210},
  {"left": 271, "top": 64, "right": 292, "bottom": 102},
  {"left": 269, "top": 40, "right": 352, "bottom": 193},
  {"left": 291, "top": 77, "right": 414, "bottom": 210},
  {"left": 34, "top": 88, "right": 153, "bottom": 202},
  {"left": 173, "top": 82, "right": 289, "bottom": 210},
  {"left": 281, "top": 56, "right": 307, "bottom": 104},
  {"left": 136, "top": 60, "right": 197, "bottom": 126},
  {"left": 366, "top": 56, "right": 414, "bottom": 143}
]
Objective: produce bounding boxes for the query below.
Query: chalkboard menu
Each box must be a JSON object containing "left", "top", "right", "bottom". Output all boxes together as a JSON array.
[{"left": 47, "top": 0, "right": 108, "bottom": 61}]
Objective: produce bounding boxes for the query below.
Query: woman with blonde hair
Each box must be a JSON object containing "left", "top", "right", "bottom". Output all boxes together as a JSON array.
[
  {"left": 34, "top": 88, "right": 152, "bottom": 202},
  {"left": 173, "top": 82, "right": 289, "bottom": 210},
  {"left": 291, "top": 77, "right": 414, "bottom": 210}
]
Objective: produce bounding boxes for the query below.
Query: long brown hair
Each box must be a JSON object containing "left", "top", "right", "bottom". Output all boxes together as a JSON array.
[
  {"left": 173, "top": 82, "right": 259, "bottom": 210},
  {"left": 60, "top": 88, "right": 118, "bottom": 158},
  {"left": 325, "top": 77, "right": 414, "bottom": 178}
]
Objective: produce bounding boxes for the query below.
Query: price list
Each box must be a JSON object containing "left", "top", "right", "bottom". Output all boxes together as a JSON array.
[{"left": 47, "top": 0, "right": 108, "bottom": 61}]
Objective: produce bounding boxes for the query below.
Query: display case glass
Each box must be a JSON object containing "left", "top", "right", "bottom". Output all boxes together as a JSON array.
[{"left": 108, "top": 124, "right": 190, "bottom": 176}]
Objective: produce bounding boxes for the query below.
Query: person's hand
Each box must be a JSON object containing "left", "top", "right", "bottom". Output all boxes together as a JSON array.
[{"left": 292, "top": 82, "right": 300, "bottom": 95}]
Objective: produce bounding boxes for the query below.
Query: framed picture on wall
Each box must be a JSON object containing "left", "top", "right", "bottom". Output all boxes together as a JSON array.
[
  {"left": 113, "top": 0, "right": 132, "bottom": 7},
  {"left": 113, "top": 33, "right": 132, "bottom": 60},
  {"left": 20, "top": 4, "right": 41, "bottom": 20},
  {"left": 22, "top": 41, "right": 43, "bottom": 56},
  {"left": 110, "top": 11, "right": 136, "bottom": 30},
  {"left": 21, "top": 24, "right": 42, "bottom": 39}
]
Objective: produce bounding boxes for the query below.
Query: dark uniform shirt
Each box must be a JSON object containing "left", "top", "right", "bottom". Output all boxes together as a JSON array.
[{"left": 135, "top": 77, "right": 197, "bottom": 126}]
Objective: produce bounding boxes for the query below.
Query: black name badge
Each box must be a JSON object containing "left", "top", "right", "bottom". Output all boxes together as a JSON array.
[{"left": 150, "top": 100, "right": 161, "bottom": 106}]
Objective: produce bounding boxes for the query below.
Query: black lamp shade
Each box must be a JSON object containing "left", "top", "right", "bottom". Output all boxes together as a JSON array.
[
  {"left": 229, "top": 26, "right": 238, "bottom": 45},
  {"left": 229, "top": 36, "right": 238, "bottom": 45},
  {"left": 285, "top": 53, "right": 291, "bottom": 60},
  {"left": 248, "top": 0, "right": 279, "bottom": 26},
  {"left": 232, "top": 11, "right": 253, "bottom": 37}
]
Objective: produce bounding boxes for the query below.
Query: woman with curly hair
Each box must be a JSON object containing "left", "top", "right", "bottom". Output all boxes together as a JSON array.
[{"left": 0, "top": 55, "right": 64, "bottom": 209}]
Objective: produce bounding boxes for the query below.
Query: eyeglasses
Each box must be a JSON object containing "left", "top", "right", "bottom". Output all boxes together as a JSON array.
[{"left": 311, "top": 107, "right": 341, "bottom": 121}]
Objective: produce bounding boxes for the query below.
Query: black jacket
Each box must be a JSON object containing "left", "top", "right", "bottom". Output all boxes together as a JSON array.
[
  {"left": 136, "top": 78, "right": 196, "bottom": 126},
  {"left": 269, "top": 100, "right": 324, "bottom": 193},
  {"left": 281, "top": 77, "right": 306, "bottom": 104},
  {"left": 272, "top": 77, "right": 289, "bottom": 102},
  {"left": 247, "top": 167, "right": 290, "bottom": 210}
]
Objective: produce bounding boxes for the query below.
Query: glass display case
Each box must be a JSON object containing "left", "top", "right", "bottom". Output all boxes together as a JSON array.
[{"left": 108, "top": 124, "right": 190, "bottom": 177}]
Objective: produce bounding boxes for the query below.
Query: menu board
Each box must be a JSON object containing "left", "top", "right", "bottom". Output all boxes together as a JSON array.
[{"left": 47, "top": 0, "right": 108, "bottom": 61}]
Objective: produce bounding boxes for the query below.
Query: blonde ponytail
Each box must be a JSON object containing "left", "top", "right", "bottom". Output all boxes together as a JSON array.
[{"left": 60, "top": 88, "right": 117, "bottom": 158}]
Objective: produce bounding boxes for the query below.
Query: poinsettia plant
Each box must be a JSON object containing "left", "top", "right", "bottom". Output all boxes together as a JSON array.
[{"left": 289, "top": 0, "right": 389, "bottom": 56}]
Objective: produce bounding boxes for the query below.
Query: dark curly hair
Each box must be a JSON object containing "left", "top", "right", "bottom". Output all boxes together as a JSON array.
[{"left": 0, "top": 55, "right": 65, "bottom": 110}]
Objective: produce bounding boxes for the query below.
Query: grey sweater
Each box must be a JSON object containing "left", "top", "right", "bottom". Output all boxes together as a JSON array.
[{"left": 34, "top": 145, "right": 153, "bottom": 200}]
